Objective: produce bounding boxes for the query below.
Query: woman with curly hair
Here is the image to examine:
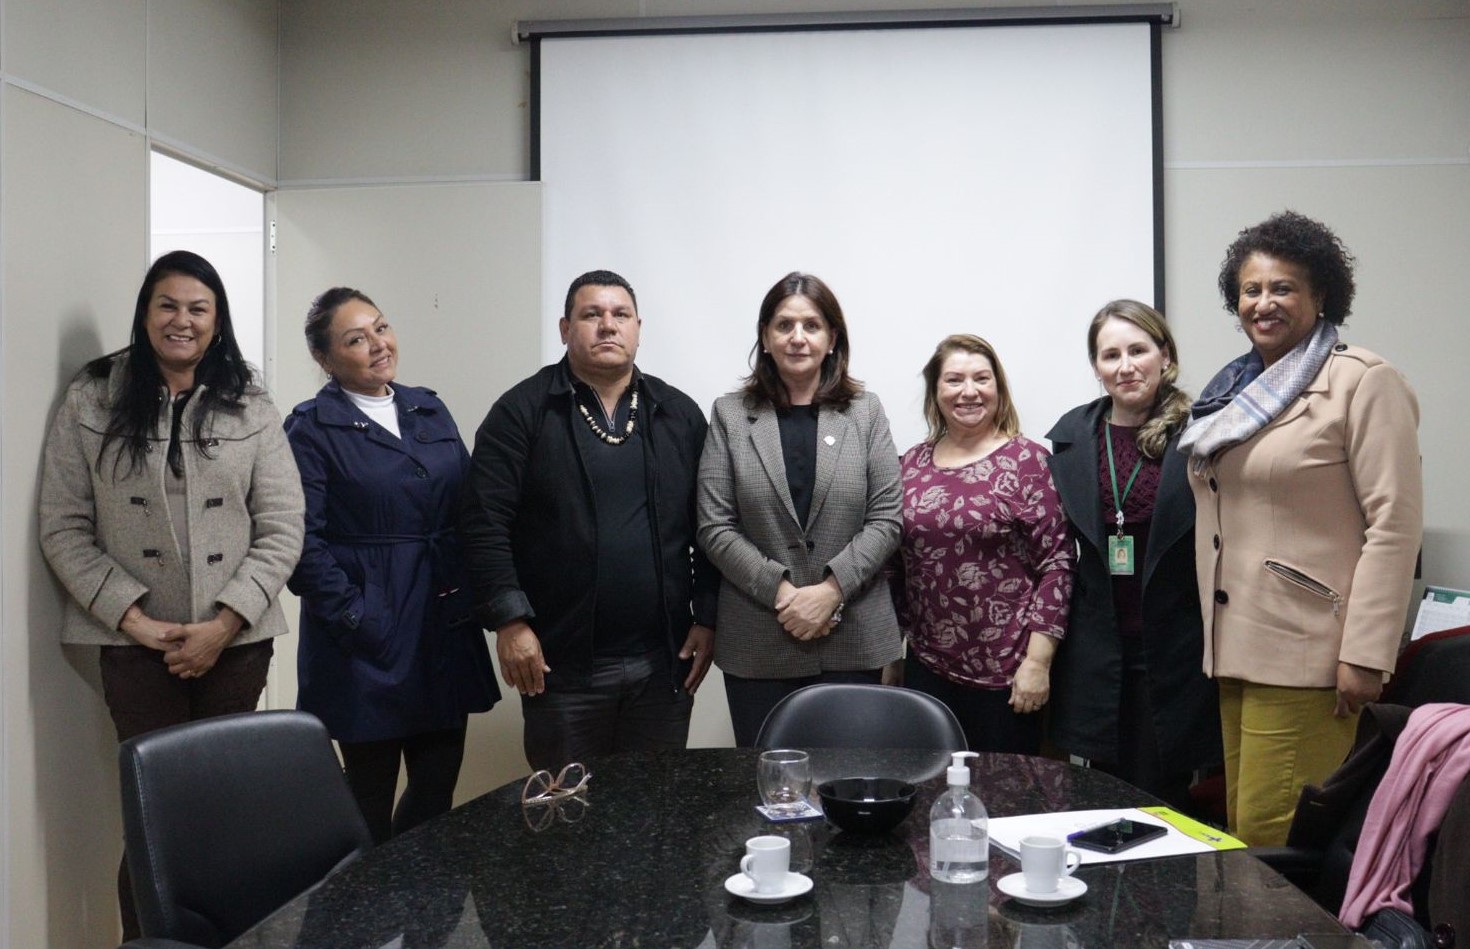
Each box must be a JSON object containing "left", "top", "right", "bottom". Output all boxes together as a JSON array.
[
  {"left": 1046, "top": 301, "right": 1219, "bottom": 812},
  {"left": 895, "top": 334, "right": 1074, "bottom": 754},
  {"left": 1181, "top": 211, "right": 1422, "bottom": 845}
]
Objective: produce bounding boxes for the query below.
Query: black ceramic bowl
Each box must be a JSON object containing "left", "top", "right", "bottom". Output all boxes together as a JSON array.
[{"left": 817, "top": 777, "right": 918, "bottom": 834}]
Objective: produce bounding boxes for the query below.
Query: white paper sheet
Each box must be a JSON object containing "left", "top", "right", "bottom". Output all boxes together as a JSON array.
[{"left": 988, "top": 808, "right": 1222, "bottom": 865}]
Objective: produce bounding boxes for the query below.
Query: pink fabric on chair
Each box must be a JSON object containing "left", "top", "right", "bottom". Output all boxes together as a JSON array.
[{"left": 1338, "top": 703, "right": 1470, "bottom": 929}]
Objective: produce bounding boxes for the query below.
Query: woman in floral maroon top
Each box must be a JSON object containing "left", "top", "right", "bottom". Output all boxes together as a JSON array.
[{"left": 897, "top": 334, "right": 1074, "bottom": 754}]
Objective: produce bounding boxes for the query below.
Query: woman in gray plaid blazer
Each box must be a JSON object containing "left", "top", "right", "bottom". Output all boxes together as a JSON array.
[{"left": 697, "top": 273, "right": 903, "bottom": 746}]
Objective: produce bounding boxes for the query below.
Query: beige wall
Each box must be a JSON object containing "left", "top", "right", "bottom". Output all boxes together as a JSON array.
[{"left": 2, "top": 0, "right": 1467, "bottom": 945}]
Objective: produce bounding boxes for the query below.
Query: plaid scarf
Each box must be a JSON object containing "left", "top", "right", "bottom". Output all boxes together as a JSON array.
[{"left": 1179, "top": 319, "right": 1339, "bottom": 473}]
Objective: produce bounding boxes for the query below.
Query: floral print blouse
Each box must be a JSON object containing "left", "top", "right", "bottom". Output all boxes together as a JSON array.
[{"left": 898, "top": 437, "right": 1075, "bottom": 689}]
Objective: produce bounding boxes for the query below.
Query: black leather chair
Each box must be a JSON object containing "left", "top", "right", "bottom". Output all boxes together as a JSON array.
[
  {"left": 1253, "top": 701, "right": 1468, "bottom": 949},
  {"left": 754, "top": 683, "right": 967, "bottom": 751},
  {"left": 118, "top": 710, "right": 372, "bottom": 948},
  {"left": 1255, "top": 627, "right": 1470, "bottom": 898},
  {"left": 1385, "top": 624, "right": 1470, "bottom": 707}
]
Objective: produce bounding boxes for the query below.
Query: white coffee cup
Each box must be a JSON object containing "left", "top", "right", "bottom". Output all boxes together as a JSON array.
[
  {"left": 740, "top": 835, "right": 792, "bottom": 894},
  {"left": 1019, "top": 835, "right": 1082, "bottom": 894}
]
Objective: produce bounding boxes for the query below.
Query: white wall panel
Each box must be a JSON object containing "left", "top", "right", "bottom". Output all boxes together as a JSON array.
[
  {"left": 2, "top": 0, "right": 146, "bottom": 127},
  {"left": 537, "top": 23, "right": 1158, "bottom": 454},
  {"left": 2, "top": 86, "right": 147, "bottom": 949},
  {"left": 278, "top": 0, "right": 559, "bottom": 182},
  {"left": 148, "top": 0, "right": 279, "bottom": 182}
]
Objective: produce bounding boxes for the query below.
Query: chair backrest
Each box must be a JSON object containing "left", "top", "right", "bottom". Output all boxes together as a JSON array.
[
  {"left": 755, "top": 683, "right": 967, "bottom": 751},
  {"left": 119, "top": 710, "right": 373, "bottom": 947},
  {"left": 1386, "top": 625, "right": 1470, "bottom": 707}
]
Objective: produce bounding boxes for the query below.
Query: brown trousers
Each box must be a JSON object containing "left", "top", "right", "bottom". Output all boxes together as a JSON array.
[{"left": 101, "top": 639, "right": 273, "bottom": 940}]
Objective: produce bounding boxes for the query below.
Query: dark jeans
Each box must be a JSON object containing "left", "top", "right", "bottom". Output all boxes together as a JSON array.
[
  {"left": 521, "top": 648, "right": 692, "bottom": 772},
  {"left": 904, "top": 654, "right": 1040, "bottom": 754},
  {"left": 723, "top": 668, "right": 884, "bottom": 748},
  {"left": 339, "top": 726, "right": 468, "bottom": 845},
  {"left": 101, "top": 639, "right": 274, "bottom": 941}
]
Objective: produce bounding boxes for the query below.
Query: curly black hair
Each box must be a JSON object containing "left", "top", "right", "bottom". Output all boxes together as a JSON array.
[{"left": 1217, "top": 210, "right": 1356, "bottom": 325}]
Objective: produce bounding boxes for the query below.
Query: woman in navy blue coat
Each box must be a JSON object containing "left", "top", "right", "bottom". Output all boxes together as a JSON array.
[{"left": 285, "top": 287, "right": 498, "bottom": 843}]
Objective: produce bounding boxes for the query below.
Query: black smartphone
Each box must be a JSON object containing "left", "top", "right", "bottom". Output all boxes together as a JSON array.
[{"left": 1067, "top": 817, "right": 1168, "bottom": 854}]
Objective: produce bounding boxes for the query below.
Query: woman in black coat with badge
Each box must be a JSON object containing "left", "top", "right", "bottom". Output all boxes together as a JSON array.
[
  {"left": 1045, "top": 300, "right": 1219, "bottom": 812},
  {"left": 285, "top": 287, "right": 499, "bottom": 844}
]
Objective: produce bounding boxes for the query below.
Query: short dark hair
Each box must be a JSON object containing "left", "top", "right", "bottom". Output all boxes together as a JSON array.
[
  {"left": 1218, "top": 211, "right": 1356, "bottom": 325},
  {"left": 305, "top": 287, "right": 378, "bottom": 357},
  {"left": 563, "top": 270, "right": 637, "bottom": 320},
  {"left": 741, "top": 272, "right": 861, "bottom": 411}
]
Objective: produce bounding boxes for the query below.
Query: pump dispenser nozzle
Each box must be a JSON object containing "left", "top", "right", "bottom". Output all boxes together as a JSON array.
[{"left": 947, "top": 751, "right": 978, "bottom": 786}]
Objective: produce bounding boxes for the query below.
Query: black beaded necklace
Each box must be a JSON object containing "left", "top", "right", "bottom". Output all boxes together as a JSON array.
[{"left": 578, "top": 389, "right": 639, "bottom": 445}]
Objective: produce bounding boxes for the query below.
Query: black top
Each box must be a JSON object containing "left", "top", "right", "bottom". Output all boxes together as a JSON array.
[
  {"left": 1044, "top": 397, "right": 1219, "bottom": 771},
  {"left": 777, "top": 404, "right": 820, "bottom": 527},
  {"left": 459, "top": 358, "right": 718, "bottom": 688},
  {"left": 573, "top": 381, "right": 662, "bottom": 657}
]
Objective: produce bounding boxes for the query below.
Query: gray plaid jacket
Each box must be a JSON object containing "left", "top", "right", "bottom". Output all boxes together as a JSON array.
[{"left": 697, "top": 390, "right": 902, "bottom": 678}]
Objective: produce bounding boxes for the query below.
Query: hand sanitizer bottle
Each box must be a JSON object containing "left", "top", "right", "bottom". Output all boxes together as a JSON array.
[{"left": 930, "top": 751, "right": 988, "bottom": 883}]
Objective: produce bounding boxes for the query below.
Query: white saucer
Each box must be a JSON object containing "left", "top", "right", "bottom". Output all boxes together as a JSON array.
[
  {"left": 996, "top": 872, "right": 1087, "bottom": 907},
  {"left": 724, "top": 871, "right": 814, "bottom": 904}
]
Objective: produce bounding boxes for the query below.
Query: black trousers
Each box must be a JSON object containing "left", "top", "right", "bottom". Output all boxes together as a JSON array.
[
  {"left": 903, "top": 655, "right": 1041, "bottom": 754},
  {"left": 338, "top": 725, "right": 469, "bottom": 845},
  {"left": 723, "top": 668, "right": 883, "bottom": 748},
  {"left": 1093, "top": 639, "right": 1195, "bottom": 813},
  {"left": 521, "top": 648, "right": 693, "bottom": 772}
]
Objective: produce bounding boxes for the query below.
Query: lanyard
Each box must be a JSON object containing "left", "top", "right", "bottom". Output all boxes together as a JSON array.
[{"left": 1105, "top": 424, "right": 1143, "bottom": 538}]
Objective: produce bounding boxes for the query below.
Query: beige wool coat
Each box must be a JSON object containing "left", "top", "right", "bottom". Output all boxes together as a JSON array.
[
  {"left": 39, "top": 357, "right": 304, "bottom": 647},
  {"left": 1190, "top": 344, "right": 1422, "bottom": 687},
  {"left": 697, "top": 390, "right": 903, "bottom": 678}
]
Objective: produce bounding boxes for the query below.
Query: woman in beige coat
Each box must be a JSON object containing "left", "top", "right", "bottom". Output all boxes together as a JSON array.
[
  {"left": 39, "top": 250, "right": 304, "bottom": 938},
  {"left": 1181, "top": 212, "right": 1421, "bottom": 846}
]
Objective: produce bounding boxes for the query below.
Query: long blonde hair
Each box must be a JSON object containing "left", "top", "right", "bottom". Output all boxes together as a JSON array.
[{"left": 1087, "top": 300, "right": 1191, "bottom": 460}]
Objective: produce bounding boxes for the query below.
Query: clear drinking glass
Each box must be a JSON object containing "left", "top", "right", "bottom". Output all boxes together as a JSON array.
[{"left": 757, "top": 749, "right": 812, "bottom": 815}]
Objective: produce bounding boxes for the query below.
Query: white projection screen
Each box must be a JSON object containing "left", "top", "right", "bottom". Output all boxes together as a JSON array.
[{"left": 536, "top": 19, "right": 1161, "bottom": 450}]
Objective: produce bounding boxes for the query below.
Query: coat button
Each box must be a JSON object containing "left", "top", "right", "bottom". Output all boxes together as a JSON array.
[
  {"left": 1334, "top": 343, "right": 1348, "bottom": 352},
  {"left": 414, "top": 466, "right": 428, "bottom": 479},
  {"left": 1214, "top": 589, "right": 1229, "bottom": 605},
  {"left": 805, "top": 540, "right": 815, "bottom": 552},
  {"left": 1213, "top": 534, "right": 1220, "bottom": 550},
  {"left": 416, "top": 431, "right": 430, "bottom": 442},
  {"left": 1208, "top": 477, "right": 1218, "bottom": 492}
]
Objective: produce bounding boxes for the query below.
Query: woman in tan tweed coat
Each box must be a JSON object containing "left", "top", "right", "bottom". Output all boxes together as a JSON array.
[{"left": 38, "top": 251, "right": 303, "bottom": 938}]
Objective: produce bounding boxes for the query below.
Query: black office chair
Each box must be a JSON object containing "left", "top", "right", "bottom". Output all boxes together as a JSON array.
[
  {"left": 118, "top": 710, "right": 373, "bottom": 948},
  {"left": 1253, "top": 701, "right": 1469, "bottom": 949},
  {"left": 754, "top": 683, "right": 967, "bottom": 751},
  {"left": 1384, "top": 624, "right": 1470, "bottom": 707},
  {"left": 1256, "top": 627, "right": 1470, "bottom": 898}
]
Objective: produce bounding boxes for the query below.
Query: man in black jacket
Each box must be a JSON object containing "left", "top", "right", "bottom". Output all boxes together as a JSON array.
[{"left": 460, "top": 270, "right": 717, "bottom": 771}]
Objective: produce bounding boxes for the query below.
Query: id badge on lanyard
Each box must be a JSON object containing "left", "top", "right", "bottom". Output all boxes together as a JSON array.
[{"left": 1106, "top": 424, "right": 1140, "bottom": 577}]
